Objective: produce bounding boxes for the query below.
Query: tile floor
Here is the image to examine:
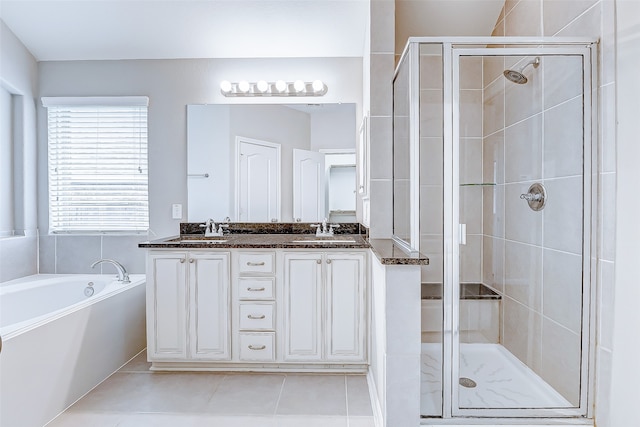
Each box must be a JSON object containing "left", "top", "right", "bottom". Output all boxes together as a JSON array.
[{"left": 46, "top": 351, "right": 375, "bottom": 427}]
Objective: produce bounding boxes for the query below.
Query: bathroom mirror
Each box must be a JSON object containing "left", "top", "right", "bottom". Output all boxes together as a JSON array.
[{"left": 187, "top": 103, "right": 357, "bottom": 223}]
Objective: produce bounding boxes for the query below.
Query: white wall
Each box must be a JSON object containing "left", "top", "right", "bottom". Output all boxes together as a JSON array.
[
  {"left": 37, "top": 57, "right": 362, "bottom": 274},
  {"left": 0, "top": 20, "right": 38, "bottom": 283},
  {"left": 609, "top": 0, "right": 640, "bottom": 424}
]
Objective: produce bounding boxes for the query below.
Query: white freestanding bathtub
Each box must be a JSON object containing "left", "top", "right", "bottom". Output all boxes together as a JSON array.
[{"left": 0, "top": 274, "right": 146, "bottom": 427}]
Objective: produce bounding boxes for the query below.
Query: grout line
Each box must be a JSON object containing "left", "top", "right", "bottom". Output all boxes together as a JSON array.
[
  {"left": 344, "top": 374, "right": 350, "bottom": 420},
  {"left": 273, "top": 373, "right": 287, "bottom": 416}
]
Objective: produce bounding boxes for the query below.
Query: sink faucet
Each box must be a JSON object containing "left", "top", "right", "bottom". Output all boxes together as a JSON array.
[
  {"left": 310, "top": 218, "right": 340, "bottom": 236},
  {"left": 91, "top": 259, "right": 130, "bottom": 284},
  {"left": 200, "top": 218, "right": 229, "bottom": 237}
]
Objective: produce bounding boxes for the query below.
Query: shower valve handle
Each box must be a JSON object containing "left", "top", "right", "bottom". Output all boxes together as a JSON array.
[{"left": 520, "top": 192, "right": 542, "bottom": 202}]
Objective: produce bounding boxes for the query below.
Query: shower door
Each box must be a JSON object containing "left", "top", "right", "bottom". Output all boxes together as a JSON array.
[
  {"left": 449, "top": 45, "right": 594, "bottom": 418},
  {"left": 400, "top": 39, "right": 598, "bottom": 420}
]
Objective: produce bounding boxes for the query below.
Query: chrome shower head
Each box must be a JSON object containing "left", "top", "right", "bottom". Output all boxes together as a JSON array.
[{"left": 503, "top": 57, "right": 540, "bottom": 84}]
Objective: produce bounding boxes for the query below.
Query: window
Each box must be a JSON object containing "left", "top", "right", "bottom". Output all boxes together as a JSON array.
[{"left": 42, "top": 96, "right": 149, "bottom": 234}]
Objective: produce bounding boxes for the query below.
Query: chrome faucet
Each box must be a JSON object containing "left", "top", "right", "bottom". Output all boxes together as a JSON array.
[
  {"left": 199, "top": 218, "right": 229, "bottom": 237},
  {"left": 310, "top": 218, "right": 340, "bottom": 237},
  {"left": 91, "top": 259, "right": 130, "bottom": 284}
]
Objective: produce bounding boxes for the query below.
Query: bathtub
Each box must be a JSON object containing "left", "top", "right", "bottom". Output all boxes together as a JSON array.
[{"left": 0, "top": 274, "right": 146, "bottom": 427}]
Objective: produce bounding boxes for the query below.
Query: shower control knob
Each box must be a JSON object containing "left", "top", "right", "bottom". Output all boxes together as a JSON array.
[{"left": 520, "top": 183, "right": 547, "bottom": 211}]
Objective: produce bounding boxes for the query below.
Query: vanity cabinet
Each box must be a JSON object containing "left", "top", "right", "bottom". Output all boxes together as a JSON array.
[
  {"left": 233, "top": 251, "right": 277, "bottom": 362},
  {"left": 146, "top": 251, "right": 230, "bottom": 361},
  {"left": 145, "top": 246, "right": 367, "bottom": 370},
  {"left": 283, "top": 251, "right": 366, "bottom": 362}
]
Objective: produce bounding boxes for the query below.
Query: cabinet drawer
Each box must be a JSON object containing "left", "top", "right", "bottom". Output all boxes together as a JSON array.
[
  {"left": 238, "top": 252, "right": 275, "bottom": 275},
  {"left": 239, "top": 332, "right": 275, "bottom": 361},
  {"left": 239, "top": 303, "right": 275, "bottom": 330},
  {"left": 238, "top": 278, "right": 275, "bottom": 300}
]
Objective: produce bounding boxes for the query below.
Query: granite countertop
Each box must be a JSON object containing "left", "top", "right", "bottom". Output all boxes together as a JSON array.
[
  {"left": 138, "top": 233, "right": 370, "bottom": 249},
  {"left": 367, "top": 239, "right": 430, "bottom": 266},
  {"left": 138, "top": 222, "right": 429, "bottom": 265}
]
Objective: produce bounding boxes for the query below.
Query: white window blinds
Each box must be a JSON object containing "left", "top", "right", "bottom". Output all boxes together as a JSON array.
[{"left": 43, "top": 97, "right": 149, "bottom": 234}]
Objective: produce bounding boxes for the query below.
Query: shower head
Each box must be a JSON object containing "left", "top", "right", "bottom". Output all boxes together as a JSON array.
[{"left": 503, "top": 57, "right": 540, "bottom": 84}]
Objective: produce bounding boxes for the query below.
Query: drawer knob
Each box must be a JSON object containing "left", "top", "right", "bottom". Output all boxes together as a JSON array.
[
  {"left": 247, "top": 314, "right": 266, "bottom": 320},
  {"left": 248, "top": 344, "right": 266, "bottom": 350},
  {"left": 247, "top": 261, "right": 266, "bottom": 266},
  {"left": 247, "top": 287, "right": 266, "bottom": 292}
]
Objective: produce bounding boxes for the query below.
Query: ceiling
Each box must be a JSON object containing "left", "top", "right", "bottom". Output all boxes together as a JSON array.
[{"left": 0, "top": 0, "right": 504, "bottom": 62}]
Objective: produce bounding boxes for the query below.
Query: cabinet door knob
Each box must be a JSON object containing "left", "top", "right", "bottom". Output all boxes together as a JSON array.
[
  {"left": 326, "top": 259, "right": 332, "bottom": 264},
  {"left": 248, "top": 344, "right": 266, "bottom": 350},
  {"left": 316, "top": 259, "right": 322, "bottom": 264},
  {"left": 179, "top": 258, "right": 185, "bottom": 263},
  {"left": 189, "top": 258, "right": 195, "bottom": 263},
  {"left": 247, "top": 314, "right": 266, "bottom": 320},
  {"left": 247, "top": 287, "right": 266, "bottom": 292},
  {"left": 247, "top": 261, "right": 265, "bottom": 266}
]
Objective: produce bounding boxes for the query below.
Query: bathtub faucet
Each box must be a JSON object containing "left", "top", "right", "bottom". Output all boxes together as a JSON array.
[{"left": 91, "top": 259, "right": 130, "bottom": 284}]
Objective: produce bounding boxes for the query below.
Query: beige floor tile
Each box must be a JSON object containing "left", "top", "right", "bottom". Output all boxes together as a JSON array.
[
  {"left": 118, "top": 413, "right": 276, "bottom": 427},
  {"left": 118, "top": 350, "right": 152, "bottom": 373},
  {"left": 276, "top": 374, "right": 347, "bottom": 416},
  {"left": 205, "top": 373, "right": 286, "bottom": 415},
  {"left": 346, "top": 375, "right": 373, "bottom": 416},
  {"left": 69, "top": 372, "right": 225, "bottom": 413},
  {"left": 45, "top": 411, "right": 124, "bottom": 427},
  {"left": 274, "top": 415, "right": 348, "bottom": 427},
  {"left": 348, "top": 416, "right": 376, "bottom": 427}
]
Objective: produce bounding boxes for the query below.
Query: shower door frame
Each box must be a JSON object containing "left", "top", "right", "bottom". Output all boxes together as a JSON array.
[
  {"left": 393, "top": 37, "right": 598, "bottom": 420},
  {"left": 446, "top": 43, "right": 596, "bottom": 418}
]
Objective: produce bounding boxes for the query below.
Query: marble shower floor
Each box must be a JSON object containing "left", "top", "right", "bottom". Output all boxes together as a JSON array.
[
  {"left": 46, "top": 350, "right": 375, "bottom": 427},
  {"left": 421, "top": 343, "right": 571, "bottom": 415}
]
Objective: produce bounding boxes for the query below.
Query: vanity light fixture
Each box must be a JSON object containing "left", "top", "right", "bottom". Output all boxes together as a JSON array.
[{"left": 219, "top": 80, "right": 328, "bottom": 97}]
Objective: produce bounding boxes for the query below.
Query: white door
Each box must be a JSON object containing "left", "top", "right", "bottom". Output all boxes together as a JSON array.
[
  {"left": 325, "top": 252, "right": 366, "bottom": 361},
  {"left": 293, "top": 149, "right": 325, "bottom": 222},
  {"left": 283, "top": 252, "right": 323, "bottom": 361},
  {"left": 146, "top": 252, "right": 188, "bottom": 360},
  {"left": 237, "top": 137, "right": 280, "bottom": 222},
  {"left": 188, "top": 252, "right": 230, "bottom": 360}
]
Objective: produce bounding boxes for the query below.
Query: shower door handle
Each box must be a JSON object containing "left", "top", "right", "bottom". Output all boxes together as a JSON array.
[{"left": 459, "top": 223, "right": 467, "bottom": 245}]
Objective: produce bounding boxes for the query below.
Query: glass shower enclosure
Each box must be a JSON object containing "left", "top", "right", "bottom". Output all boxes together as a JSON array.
[{"left": 392, "top": 38, "right": 597, "bottom": 419}]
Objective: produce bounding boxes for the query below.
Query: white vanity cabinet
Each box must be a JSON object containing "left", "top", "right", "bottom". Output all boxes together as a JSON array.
[
  {"left": 283, "top": 251, "right": 366, "bottom": 362},
  {"left": 146, "top": 251, "right": 230, "bottom": 362},
  {"left": 233, "top": 251, "right": 277, "bottom": 362},
  {"left": 145, "top": 246, "right": 367, "bottom": 370}
]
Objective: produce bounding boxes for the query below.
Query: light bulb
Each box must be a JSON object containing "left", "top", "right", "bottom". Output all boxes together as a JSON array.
[
  {"left": 294, "top": 80, "right": 305, "bottom": 92},
  {"left": 275, "top": 80, "right": 287, "bottom": 93},
  {"left": 238, "top": 81, "right": 250, "bottom": 93},
  {"left": 220, "top": 80, "right": 232, "bottom": 93},
  {"left": 312, "top": 80, "right": 324, "bottom": 92},
  {"left": 256, "top": 80, "right": 269, "bottom": 93}
]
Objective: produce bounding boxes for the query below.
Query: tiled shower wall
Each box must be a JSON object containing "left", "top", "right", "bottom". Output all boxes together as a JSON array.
[
  {"left": 481, "top": 53, "right": 585, "bottom": 406},
  {"left": 491, "top": 0, "right": 615, "bottom": 418}
]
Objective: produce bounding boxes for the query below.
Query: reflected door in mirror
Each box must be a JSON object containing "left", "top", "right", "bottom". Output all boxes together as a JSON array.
[
  {"left": 293, "top": 149, "right": 325, "bottom": 222},
  {"left": 236, "top": 137, "right": 281, "bottom": 222}
]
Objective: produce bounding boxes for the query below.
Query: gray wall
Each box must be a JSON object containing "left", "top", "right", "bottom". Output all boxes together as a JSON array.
[
  {"left": 36, "top": 57, "right": 362, "bottom": 274},
  {"left": 0, "top": 21, "right": 38, "bottom": 283}
]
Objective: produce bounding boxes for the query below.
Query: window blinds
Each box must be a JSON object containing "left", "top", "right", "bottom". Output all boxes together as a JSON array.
[{"left": 43, "top": 97, "right": 149, "bottom": 233}]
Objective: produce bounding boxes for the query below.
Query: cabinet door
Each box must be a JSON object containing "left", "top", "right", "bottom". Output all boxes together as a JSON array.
[
  {"left": 283, "top": 252, "right": 323, "bottom": 361},
  {"left": 147, "top": 253, "right": 188, "bottom": 360},
  {"left": 189, "top": 252, "right": 230, "bottom": 360},
  {"left": 325, "top": 252, "right": 366, "bottom": 361}
]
